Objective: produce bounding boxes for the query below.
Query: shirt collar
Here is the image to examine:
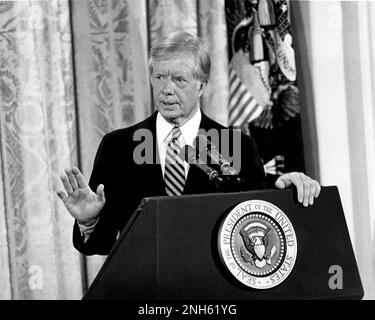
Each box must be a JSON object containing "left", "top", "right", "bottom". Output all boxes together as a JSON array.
[{"left": 157, "top": 108, "right": 202, "bottom": 147}]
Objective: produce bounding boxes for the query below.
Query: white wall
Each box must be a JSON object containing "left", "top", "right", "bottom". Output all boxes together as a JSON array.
[{"left": 292, "top": 0, "right": 375, "bottom": 299}]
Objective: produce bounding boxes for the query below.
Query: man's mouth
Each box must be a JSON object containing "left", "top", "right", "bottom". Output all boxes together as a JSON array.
[{"left": 161, "top": 101, "right": 179, "bottom": 108}]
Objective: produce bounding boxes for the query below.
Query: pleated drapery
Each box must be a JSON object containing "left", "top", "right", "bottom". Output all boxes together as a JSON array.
[
  {"left": 0, "top": 0, "right": 229, "bottom": 299},
  {"left": 0, "top": 0, "right": 81, "bottom": 299}
]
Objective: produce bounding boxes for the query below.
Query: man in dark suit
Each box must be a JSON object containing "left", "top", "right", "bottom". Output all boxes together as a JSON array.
[{"left": 57, "top": 32, "right": 320, "bottom": 256}]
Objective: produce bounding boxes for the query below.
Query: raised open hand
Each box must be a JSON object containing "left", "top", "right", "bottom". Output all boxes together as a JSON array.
[{"left": 57, "top": 167, "right": 105, "bottom": 224}]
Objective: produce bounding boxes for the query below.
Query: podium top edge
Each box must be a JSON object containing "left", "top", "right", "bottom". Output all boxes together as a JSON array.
[{"left": 141, "top": 185, "right": 337, "bottom": 202}]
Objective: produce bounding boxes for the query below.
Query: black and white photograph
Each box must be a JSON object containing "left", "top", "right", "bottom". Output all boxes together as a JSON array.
[{"left": 0, "top": 0, "right": 373, "bottom": 306}]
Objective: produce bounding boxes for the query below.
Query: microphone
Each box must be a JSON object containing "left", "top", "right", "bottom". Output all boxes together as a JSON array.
[
  {"left": 194, "top": 134, "right": 239, "bottom": 176},
  {"left": 181, "top": 145, "right": 224, "bottom": 188}
]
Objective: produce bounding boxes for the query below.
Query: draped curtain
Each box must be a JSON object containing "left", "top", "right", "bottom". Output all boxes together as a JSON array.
[
  {"left": 0, "top": 0, "right": 81, "bottom": 299},
  {"left": 0, "top": 0, "right": 229, "bottom": 299}
]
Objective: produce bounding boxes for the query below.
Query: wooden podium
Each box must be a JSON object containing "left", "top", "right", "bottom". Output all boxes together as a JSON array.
[{"left": 83, "top": 186, "right": 363, "bottom": 300}]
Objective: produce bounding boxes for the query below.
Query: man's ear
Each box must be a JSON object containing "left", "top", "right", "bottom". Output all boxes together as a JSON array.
[{"left": 198, "top": 81, "right": 206, "bottom": 96}]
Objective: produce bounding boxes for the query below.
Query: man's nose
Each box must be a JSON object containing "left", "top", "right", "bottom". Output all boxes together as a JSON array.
[{"left": 162, "top": 78, "right": 175, "bottom": 95}]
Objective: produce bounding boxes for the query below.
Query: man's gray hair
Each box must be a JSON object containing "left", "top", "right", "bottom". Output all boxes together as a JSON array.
[{"left": 149, "top": 31, "right": 211, "bottom": 83}]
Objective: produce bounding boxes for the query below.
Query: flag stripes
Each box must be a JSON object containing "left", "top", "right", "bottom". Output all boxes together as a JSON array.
[{"left": 228, "top": 67, "right": 263, "bottom": 128}]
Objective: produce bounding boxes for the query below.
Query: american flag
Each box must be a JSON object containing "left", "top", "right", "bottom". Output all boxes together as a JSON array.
[{"left": 228, "top": 66, "right": 263, "bottom": 128}]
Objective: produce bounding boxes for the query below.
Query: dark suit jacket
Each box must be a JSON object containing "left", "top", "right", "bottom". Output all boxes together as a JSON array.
[{"left": 73, "top": 111, "right": 266, "bottom": 255}]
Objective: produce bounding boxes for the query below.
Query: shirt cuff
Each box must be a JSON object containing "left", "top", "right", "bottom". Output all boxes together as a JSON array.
[{"left": 78, "top": 218, "right": 99, "bottom": 243}]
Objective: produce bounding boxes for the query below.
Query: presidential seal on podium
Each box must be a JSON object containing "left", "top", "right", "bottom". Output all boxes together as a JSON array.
[{"left": 218, "top": 199, "right": 297, "bottom": 289}]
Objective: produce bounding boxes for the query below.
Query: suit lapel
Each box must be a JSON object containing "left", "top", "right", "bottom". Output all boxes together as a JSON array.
[
  {"left": 138, "top": 112, "right": 166, "bottom": 196},
  {"left": 183, "top": 112, "right": 219, "bottom": 195}
]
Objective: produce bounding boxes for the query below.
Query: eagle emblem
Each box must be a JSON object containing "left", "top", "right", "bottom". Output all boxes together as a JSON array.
[
  {"left": 218, "top": 199, "right": 297, "bottom": 289},
  {"left": 240, "top": 222, "right": 278, "bottom": 269}
]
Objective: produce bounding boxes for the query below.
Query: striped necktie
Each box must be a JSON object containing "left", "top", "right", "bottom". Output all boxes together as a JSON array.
[{"left": 164, "top": 127, "right": 185, "bottom": 196}]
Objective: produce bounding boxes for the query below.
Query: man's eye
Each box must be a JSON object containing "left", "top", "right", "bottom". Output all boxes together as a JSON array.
[
  {"left": 155, "top": 75, "right": 165, "bottom": 80},
  {"left": 175, "top": 77, "right": 186, "bottom": 83}
]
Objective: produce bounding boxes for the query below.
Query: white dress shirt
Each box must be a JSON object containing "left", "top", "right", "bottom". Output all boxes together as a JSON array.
[{"left": 156, "top": 107, "right": 201, "bottom": 179}]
